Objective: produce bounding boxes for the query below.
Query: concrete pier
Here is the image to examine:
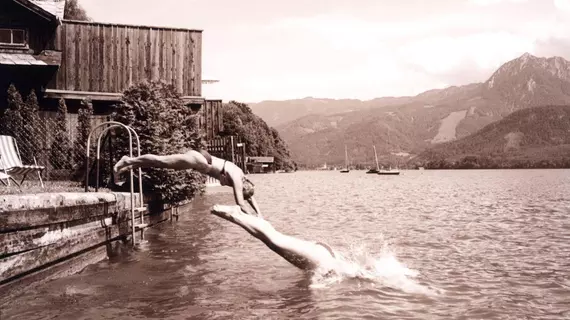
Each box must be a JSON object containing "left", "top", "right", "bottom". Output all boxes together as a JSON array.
[{"left": 0, "top": 192, "right": 175, "bottom": 306}]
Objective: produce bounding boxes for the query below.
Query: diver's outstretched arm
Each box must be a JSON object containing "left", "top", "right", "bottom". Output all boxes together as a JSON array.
[{"left": 211, "top": 205, "right": 337, "bottom": 271}]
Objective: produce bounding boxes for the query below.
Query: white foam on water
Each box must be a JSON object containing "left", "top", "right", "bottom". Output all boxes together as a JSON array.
[
  {"left": 310, "top": 240, "right": 441, "bottom": 296},
  {"left": 63, "top": 285, "right": 98, "bottom": 296}
]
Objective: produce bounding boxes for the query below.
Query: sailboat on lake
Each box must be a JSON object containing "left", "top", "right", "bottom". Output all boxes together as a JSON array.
[
  {"left": 378, "top": 165, "right": 400, "bottom": 175},
  {"left": 366, "top": 145, "right": 380, "bottom": 174},
  {"left": 340, "top": 145, "right": 350, "bottom": 173},
  {"left": 377, "top": 129, "right": 400, "bottom": 175}
]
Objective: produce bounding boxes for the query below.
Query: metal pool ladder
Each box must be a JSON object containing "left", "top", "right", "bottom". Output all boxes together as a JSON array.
[{"left": 85, "top": 121, "right": 147, "bottom": 246}]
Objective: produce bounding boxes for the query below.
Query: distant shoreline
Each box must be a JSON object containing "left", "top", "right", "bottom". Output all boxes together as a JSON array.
[{"left": 293, "top": 167, "right": 570, "bottom": 171}]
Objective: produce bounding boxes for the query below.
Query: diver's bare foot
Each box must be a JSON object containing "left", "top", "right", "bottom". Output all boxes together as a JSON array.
[{"left": 211, "top": 205, "right": 238, "bottom": 222}]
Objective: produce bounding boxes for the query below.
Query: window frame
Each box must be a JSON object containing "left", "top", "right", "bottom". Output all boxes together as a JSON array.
[{"left": 0, "top": 28, "right": 28, "bottom": 48}]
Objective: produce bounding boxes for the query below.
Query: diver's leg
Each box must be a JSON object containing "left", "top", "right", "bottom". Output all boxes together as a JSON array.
[
  {"left": 211, "top": 205, "right": 336, "bottom": 270},
  {"left": 114, "top": 151, "right": 204, "bottom": 173}
]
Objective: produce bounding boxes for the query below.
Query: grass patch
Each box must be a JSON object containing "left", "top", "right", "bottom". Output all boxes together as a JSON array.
[{"left": 0, "top": 180, "right": 111, "bottom": 195}]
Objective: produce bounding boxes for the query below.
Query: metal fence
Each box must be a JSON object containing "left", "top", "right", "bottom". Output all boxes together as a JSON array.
[
  {"left": 0, "top": 112, "right": 109, "bottom": 181},
  {"left": 0, "top": 111, "right": 245, "bottom": 183}
]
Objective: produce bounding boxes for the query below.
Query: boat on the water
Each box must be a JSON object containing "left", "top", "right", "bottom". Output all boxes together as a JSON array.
[
  {"left": 340, "top": 145, "right": 350, "bottom": 173},
  {"left": 378, "top": 167, "right": 400, "bottom": 175},
  {"left": 366, "top": 145, "right": 380, "bottom": 174}
]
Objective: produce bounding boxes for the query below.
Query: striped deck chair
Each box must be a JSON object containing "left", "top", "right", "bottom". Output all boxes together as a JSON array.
[
  {"left": 0, "top": 155, "right": 20, "bottom": 188},
  {"left": 0, "top": 135, "right": 45, "bottom": 187}
]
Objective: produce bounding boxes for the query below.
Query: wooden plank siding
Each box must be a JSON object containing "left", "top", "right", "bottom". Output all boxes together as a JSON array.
[
  {"left": 198, "top": 100, "right": 224, "bottom": 140},
  {"left": 48, "top": 21, "right": 202, "bottom": 98}
]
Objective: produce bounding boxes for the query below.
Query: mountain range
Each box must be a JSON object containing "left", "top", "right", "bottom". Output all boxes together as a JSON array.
[
  {"left": 249, "top": 53, "right": 570, "bottom": 167},
  {"left": 412, "top": 105, "right": 570, "bottom": 168}
]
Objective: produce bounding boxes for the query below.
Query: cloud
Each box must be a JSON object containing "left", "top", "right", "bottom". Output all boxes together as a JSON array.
[
  {"left": 468, "top": 0, "right": 528, "bottom": 5},
  {"left": 268, "top": 12, "right": 536, "bottom": 88},
  {"left": 399, "top": 32, "right": 535, "bottom": 75},
  {"left": 554, "top": 0, "right": 570, "bottom": 11},
  {"left": 79, "top": 0, "right": 570, "bottom": 102},
  {"left": 268, "top": 12, "right": 501, "bottom": 43}
]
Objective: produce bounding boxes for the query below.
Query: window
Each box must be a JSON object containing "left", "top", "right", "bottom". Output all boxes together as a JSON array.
[{"left": 0, "top": 28, "right": 27, "bottom": 46}]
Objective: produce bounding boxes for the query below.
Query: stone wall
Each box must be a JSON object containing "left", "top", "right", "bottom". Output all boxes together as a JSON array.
[{"left": 0, "top": 192, "right": 176, "bottom": 306}]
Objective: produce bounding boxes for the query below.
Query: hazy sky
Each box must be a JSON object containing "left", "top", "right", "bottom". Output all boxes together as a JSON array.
[{"left": 80, "top": 0, "right": 570, "bottom": 102}]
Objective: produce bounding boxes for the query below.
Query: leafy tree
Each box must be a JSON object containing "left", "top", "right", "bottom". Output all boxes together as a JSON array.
[
  {"left": 64, "top": 0, "right": 90, "bottom": 21},
  {"left": 1, "top": 84, "right": 24, "bottom": 140},
  {"left": 111, "top": 81, "right": 205, "bottom": 205},
  {"left": 20, "top": 89, "right": 42, "bottom": 164},
  {"left": 221, "top": 101, "right": 296, "bottom": 171},
  {"left": 50, "top": 98, "right": 71, "bottom": 169}
]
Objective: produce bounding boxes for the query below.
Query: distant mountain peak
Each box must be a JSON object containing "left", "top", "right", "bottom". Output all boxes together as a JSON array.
[
  {"left": 519, "top": 52, "right": 535, "bottom": 60},
  {"left": 486, "top": 53, "right": 570, "bottom": 92}
]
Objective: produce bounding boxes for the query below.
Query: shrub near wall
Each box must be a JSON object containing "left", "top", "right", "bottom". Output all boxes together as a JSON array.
[
  {"left": 111, "top": 81, "right": 205, "bottom": 206},
  {"left": 20, "top": 90, "right": 42, "bottom": 164},
  {"left": 49, "top": 98, "right": 72, "bottom": 170},
  {"left": 1, "top": 84, "right": 24, "bottom": 141}
]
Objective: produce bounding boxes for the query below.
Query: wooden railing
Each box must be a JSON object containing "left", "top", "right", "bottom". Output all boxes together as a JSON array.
[{"left": 206, "top": 136, "right": 246, "bottom": 172}]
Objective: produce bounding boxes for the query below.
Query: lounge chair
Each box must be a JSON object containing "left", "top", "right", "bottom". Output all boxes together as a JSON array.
[
  {"left": 0, "top": 135, "right": 45, "bottom": 187},
  {"left": 0, "top": 156, "right": 19, "bottom": 187}
]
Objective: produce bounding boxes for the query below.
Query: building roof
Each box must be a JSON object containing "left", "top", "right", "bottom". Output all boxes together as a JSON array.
[
  {"left": 30, "top": 0, "right": 65, "bottom": 20},
  {"left": 248, "top": 157, "right": 275, "bottom": 163},
  {"left": 0, "top": 53, "right": 48, "bottom": 66},
  {"left": 11, "top": 0, "right": 63, "bottom": 23}
]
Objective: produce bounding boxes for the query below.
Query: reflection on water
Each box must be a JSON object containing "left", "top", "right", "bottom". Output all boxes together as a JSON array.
[{"left": 2, "top": 170, "right": 570, "bottom": 319}]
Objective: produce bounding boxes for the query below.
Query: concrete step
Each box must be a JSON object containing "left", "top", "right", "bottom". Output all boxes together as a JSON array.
[
  {"left": 133, "top": 206, "right": 147, "bottom": 213},
  {"left": 134, "top": 223, "right": 148, "bottom": 230}
]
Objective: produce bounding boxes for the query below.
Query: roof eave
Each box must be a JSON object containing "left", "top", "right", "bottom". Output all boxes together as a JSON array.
[{"left": 12, "top": 0, "right": 59, "bottom": 24}]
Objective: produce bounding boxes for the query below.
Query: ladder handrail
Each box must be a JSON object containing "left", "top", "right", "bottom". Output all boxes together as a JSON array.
[
  {"left": 85, "top": 121, "right": 143, "bottom": 246},
  {"left": 95, "top": 124, "right": 143, "bottom": 208}
]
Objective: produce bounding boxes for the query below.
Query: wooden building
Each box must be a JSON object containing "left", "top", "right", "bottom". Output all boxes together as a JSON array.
[
  {"left": 198, "top": 99, "right": 224, "bottom": 140},
  {"left": 45, "top": 19, "right": 202, "bottom": 105},
  {"left": 0, "top": 0, "right": 223, "bottom": 137},
  {"left": 247, "top": 156, "right": 275, "bottom": 174}
]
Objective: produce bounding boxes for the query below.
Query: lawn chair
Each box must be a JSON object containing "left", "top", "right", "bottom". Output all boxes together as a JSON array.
[
  {"left": 0, "top": 135, "right": 45, "bottom": 187},
  {"left": 0, "top": 155, "right": 20, "bottom": 189}
]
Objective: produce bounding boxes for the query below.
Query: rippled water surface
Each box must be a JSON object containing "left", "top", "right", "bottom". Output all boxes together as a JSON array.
[{"left": 3, "top": 170, "right": 570, "bottom": 319}]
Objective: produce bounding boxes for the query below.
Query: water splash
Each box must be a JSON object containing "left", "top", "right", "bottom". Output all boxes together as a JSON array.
[{"left": 310, "top": 241, "right": 441, "bottom": 296}]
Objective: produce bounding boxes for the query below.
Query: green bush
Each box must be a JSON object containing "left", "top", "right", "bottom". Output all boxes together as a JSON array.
[
  {"left": 50, "top": 98, "right": 72, "bottom": 169},
  {"left": 64, "top": 0, "right": 90, "bottom": 21},
  {"left": 1, "top": 84, "right": 24, "bottom": 140},
  {"left": 20, "top": 89, "right": 42, "bottom": 164},
  {"left": 73, "top": 98, "right": 93, "bottom": 180},
  {"left": 111, "top": 81, "right": 205, "bottom": 205}
]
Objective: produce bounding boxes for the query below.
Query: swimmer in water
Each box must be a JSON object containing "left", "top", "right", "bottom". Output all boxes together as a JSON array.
[
  {"left": 211, "top": 204, "right": 339, "bottom": 272},
  {"left": 114, "top": 150, "right": 260, "bottom": 216}
]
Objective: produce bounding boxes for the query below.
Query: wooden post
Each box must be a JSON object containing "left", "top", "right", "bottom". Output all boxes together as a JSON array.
[
  {"left": 242, "top": 143, "right": 247, "bottom": 173},
  {"left": 230, "top": 136, "right": 235, "bottom": 163}
]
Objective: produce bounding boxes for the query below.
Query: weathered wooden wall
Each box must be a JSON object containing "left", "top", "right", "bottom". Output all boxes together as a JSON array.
[
  {"left": 48, "top": 20, "right": 202, "bottom": 97},
  {"left": 0, "top": 192, "right": 179, "bottom": 306},
  {"left": 199, "top": 100, "right": 224, "bottom": 140}
]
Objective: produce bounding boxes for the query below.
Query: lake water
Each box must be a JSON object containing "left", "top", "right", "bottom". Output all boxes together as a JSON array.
[{"left": 3, "top": 170, "right": 570, "bottom": 319}]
